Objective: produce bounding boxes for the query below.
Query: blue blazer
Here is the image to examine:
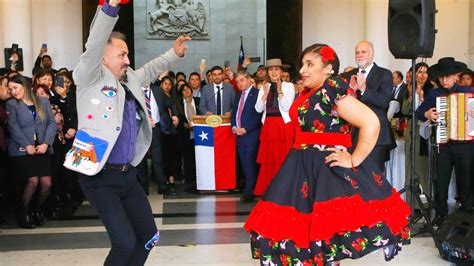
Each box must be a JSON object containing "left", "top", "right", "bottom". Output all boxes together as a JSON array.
[
  {"left": 6, "top": 97, "right": 56, "bottom": 157},
  {"left": 231, "top": 86, "right": 262, "bottom": 147}
]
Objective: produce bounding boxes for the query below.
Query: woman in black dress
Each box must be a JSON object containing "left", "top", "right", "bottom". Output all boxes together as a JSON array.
[
  {"left": 7, "top": 76, "right": 56, "bottom": 228},
  {"left": 244, "top": 44, "right": 411, "bottom": 265},
  {"left": 160, "top": 77, "right": 181, "bottom": 187}
]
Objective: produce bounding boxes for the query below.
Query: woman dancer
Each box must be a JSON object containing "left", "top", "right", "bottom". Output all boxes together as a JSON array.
[{"left": 245, "top": 44, "right": 411, "bottom": 265}]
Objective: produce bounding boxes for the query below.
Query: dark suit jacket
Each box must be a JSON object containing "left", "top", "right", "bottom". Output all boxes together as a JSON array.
[
  {"left": 50, "top": 90, "right": 78, "bottom": 133},
  {"left": 231, "top": 87, "right": 262, "bottom": 147},
  {"left": 151, "top": 85, "right": 178, "bottom": 135},
  {"left": 341, "top": 63, "right": 395, "bottom": 147},
  {"left": 392, "top": 82, "right": 407, "bottom": 118}
]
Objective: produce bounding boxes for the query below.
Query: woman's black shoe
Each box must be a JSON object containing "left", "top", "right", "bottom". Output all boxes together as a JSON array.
[
  {"left": 31, "top": 211, "right": 45, "bottom": 226},
  {"left": 17, "top": 210, "right": 36, "bottom": 229}
]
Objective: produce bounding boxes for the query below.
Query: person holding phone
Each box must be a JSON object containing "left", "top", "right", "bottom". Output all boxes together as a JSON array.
[
  {"left": 49, "top": 72, "right": 79, "bottom": 218},
  {"left": 6, "top": 75, "right": 56, "bottom": 229},
  {"left": 253, "top": 58, "right": 295, "bottom": 197},
  {"left": 32, "top": 44, "right": 57, "bottom": 75}
]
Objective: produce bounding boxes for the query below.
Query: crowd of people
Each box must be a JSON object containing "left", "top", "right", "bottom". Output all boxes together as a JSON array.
[{"left": 0, "top": 38, "right": 473, "bottom": 227}]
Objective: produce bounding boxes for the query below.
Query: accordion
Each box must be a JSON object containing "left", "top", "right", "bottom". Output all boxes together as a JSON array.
[{"left": 436, "top": 93, "right": 474, "bottom": 144}]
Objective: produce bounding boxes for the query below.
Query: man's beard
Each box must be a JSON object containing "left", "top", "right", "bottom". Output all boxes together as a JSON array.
[{"left": 120, "top": 73, "right": 128, "bottom": 83}]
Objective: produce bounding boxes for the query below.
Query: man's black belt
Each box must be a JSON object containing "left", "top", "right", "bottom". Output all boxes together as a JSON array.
[{"left": 103, "top": 163, "right": 130, "bottom": 172}]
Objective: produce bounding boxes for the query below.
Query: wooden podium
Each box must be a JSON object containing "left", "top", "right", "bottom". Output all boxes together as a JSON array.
[{"left": 192, "top": 115, "right": 236, "bottom": 191}]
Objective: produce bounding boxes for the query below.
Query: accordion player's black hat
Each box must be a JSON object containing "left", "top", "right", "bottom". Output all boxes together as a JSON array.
[{"left": 428, "top": 57, "right": 467, "bottom": 79}]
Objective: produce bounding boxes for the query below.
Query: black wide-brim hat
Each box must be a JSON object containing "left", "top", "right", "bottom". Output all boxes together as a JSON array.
[{"left": 428, "top": 57, "right": 467, "bottom": 79}]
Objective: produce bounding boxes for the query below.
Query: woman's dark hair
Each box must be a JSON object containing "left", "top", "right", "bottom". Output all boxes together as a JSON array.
[
  {"left": 9, "top": 75, "right": 47, "bottom": 121},
  {"left": 178, "top": 82, "right": 192, "bottom": 95},
  {"left": 57, "top": 67, "right": 69, "bottom": 73},
  {"left": 34, "top": 69, "right": 55, "bottom": 88},
  {"left": 33, "top": 83, "right": 51, "bottom": 96},
  {"left": 460, "top": 70, "right": 473, "bottom": 80},
  {"left": 298, "top": 43, "right": 340, "bottom": 75},
  {"left": 405, "top": 62, "right": 432, "bottom": 99},
  {"left": 160, "top": 77, "right": 173, "bottom": 86}
]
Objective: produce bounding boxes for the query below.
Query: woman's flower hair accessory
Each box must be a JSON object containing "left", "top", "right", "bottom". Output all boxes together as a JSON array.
[{"left": 320, "top": 46, "right": 336, "bottom": 63}]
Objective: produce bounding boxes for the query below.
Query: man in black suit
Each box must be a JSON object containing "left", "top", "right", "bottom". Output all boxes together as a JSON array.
[
  {"left": 391, "top": 71, "right": 407, "bottom": 118},
  {"left": 341, "top": 40, "right": 395, "bottom": 170},
  {"left": 137, "top": 80, "right": 177, "bottom": 195}
]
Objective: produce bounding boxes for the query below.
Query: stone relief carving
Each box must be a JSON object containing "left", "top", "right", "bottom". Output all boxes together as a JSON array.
[{"left": 147, "top": 0, "right": 209, "bottom": 39}]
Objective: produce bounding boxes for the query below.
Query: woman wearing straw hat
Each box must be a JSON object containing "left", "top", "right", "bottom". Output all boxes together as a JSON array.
[
  {"left": 416, "top": 57, "right": 474, "bottom": 224},
  {"left": 251, "top": 59, "right": 295, "bottom": 199}
]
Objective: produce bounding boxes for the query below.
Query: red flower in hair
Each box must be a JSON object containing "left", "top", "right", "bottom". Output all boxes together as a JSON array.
[{"left": 320, "top": 46, "right": 336, "bottom": 63}]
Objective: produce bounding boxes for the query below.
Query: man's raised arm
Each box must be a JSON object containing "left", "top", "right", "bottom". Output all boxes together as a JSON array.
[{"left": 73, "top": 0, "right": 120, "bottom": 88}]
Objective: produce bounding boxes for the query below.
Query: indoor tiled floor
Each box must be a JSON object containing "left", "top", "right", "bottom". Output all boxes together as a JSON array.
[{"left": 0, "top": 184, "right": 455, "bottom": 265}]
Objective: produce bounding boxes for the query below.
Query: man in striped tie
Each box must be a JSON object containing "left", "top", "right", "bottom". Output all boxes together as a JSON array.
[{"left": 137, "top": 83, "right": 177, "bottom": 196}]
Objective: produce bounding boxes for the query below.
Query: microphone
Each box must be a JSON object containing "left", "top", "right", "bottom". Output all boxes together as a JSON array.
[{"left": 203, "top": 84, "right": 223, "bottom": 114}]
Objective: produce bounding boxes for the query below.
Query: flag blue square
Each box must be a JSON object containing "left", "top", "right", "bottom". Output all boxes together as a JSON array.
[{"left": 194, "top": 125, "right": 214, "bottom": 147}]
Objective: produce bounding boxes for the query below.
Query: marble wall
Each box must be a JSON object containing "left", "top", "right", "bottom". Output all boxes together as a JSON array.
[{"left": 134, "top": 0, "right": 266, "bottom": 78}]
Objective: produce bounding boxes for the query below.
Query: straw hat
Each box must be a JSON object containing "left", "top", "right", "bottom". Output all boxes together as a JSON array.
[{"left": 265, "top": 58, "right": 290, "bottom": 69}]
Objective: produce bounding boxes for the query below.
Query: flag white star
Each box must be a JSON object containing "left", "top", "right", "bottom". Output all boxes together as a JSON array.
[{"left": 199, "top": 131, "right": 208, "bottom": 141}]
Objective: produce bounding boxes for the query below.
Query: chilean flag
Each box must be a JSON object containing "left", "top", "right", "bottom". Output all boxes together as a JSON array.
[
  {"left": 237, "top": 38, "right": 245, "bottom": 71},
  {"left": 194, "top": 125, "right": 236, "bottom": 190}
]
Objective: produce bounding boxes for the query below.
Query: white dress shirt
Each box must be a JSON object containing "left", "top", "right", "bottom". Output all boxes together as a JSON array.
[{"left": 213, "top": 82, "right": 224, "bottom": 114}]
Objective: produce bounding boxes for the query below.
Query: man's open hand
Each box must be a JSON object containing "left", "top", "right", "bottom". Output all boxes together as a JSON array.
[{"left": 173, "top": 36, "right": 192, "bottom": 57}]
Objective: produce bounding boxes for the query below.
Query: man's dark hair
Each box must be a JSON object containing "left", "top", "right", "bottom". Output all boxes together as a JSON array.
[
  {"left": 394, "top": 70, "right": 403, "bottom": 80},
  {"left": 211, "top": 66, "right": 223, "bottom": 73},
  {"left": 189, "top": 72, "right": 200, "bottom": 79},
  {"left": 235, "top": 70, "right": 250, "bottom": 79},
  {"left": 41, "top": 55, "right": 52, "bottom": 60},
  {"left": 205, "top": 69, "right": 212, "bottom": 75},
  {"left": 107, "top": 31, "right": 127, "bottom": 44},
  {"left": 167, "top": 71, "right": 175, "bottom": 79},
  {"left": 176, "top": 71, "right": 186, "bottom": 80}
]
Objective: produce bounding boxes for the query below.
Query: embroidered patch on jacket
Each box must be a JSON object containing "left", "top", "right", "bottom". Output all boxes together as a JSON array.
[
  {"left": 101, "top": 86, "right": 117, "bottom": 97},
  {"left": 91, "top": 98, "right": 101, "bottom": 105},
  {"left": 63, "top": 130, "right": 109, "bottom": 176},
  {"left": 145, "top": 231, "right": 160, "bottom": 250}
]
